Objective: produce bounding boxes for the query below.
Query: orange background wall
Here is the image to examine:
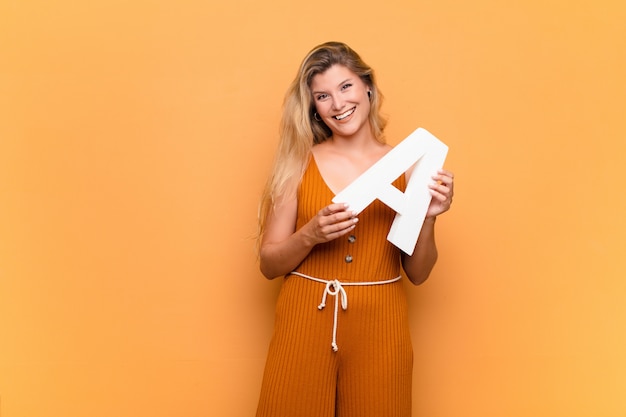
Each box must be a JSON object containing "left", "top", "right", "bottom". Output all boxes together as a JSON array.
[{"left": 1, "top": 1, "right": 625, "bottom": 416}]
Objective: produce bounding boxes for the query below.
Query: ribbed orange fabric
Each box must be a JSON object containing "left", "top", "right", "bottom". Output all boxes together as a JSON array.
[{"left": 256, "top": 158, "right": 413, "bottom": 417}]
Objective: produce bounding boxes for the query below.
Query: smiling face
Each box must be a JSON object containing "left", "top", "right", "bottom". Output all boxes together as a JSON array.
[{"left": 310, "top": 64, "right": 372, "bottom": 141}]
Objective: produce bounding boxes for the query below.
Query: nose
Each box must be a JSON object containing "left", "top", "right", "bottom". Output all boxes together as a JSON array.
[{"left": 331, "top": 94, "right": 344, "bottom": 111}]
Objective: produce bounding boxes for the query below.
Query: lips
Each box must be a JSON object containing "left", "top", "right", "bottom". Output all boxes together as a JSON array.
[{"left": 333, "top": 107, "right": 355, "bottom": 120}]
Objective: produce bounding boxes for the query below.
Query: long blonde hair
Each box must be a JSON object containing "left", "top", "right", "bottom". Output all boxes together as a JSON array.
[{"left": 258, "top": 41, "right": 387, "bottom": 241}]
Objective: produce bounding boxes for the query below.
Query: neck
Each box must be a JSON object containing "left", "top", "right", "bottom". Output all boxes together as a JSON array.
[{"left": 330, "top": 129, "right": 378, "bottom": 152}]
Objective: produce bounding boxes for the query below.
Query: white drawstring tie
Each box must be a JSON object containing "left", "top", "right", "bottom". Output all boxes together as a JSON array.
[
  {"left": 290, "top": 272, "right": 402, "bottom": 352},
  {"left": 317, "top": 280, "right": 347, "bottom": 351}
]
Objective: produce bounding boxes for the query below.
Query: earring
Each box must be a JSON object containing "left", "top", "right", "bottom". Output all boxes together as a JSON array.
[
  {"left": 367, "top": 90, "right": 372, "bottom": 99},
  {"left": 314, "top": 112, "right": 322, "bottom": 121}
]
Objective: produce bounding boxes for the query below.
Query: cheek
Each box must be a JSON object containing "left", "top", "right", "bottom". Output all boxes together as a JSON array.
[
  {"left": 315, "top": 101, "right": 330, "bottom": 115},
  {"left": 351, "top": 91, "right": 369, "bottom": 107},
  {"left": 359, "top": 95, "right": 372, "bottom": 114}
]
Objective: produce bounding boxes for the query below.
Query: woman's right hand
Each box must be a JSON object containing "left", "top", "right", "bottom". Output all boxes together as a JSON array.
[
  {"left": 304, "top": 203, "right": 359, "bottom": 245},
  {"left": 260, "top": 198, "right": 357, "bottom": 279}
]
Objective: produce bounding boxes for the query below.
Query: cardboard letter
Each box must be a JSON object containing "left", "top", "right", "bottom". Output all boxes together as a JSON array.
[{"left": 332, "top": 128, "right": 448, "bottom": 255}]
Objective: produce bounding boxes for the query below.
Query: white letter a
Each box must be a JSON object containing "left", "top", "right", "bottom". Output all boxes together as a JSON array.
[{"left": 332, "top": 128, "right": 448, "bottom": 255}]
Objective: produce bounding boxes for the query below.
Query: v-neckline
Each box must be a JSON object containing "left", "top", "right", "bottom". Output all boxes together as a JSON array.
[{"left": 310, "top": 155, "right": 343, "bottom": 196}]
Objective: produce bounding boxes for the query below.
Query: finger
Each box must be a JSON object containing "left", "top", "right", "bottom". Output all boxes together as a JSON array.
[
  {"left": 432, "top": 170, "right": 454, "bottom": 185},
  {"left": 310, "top": 205, "right": 357, "bottom": 243},
  {"left": 327, "top": 213, "right": 359, "bottom": 231},
  {"left": 429, "top": 182, "right": 454, "bottom": 202},
  {"left": 321, "top": 202, "right": 351, "bottom": 216},
  {"left": 428, "top": 181, "right": 452, "bottom": 195},
  {"left": 429, "top": 188, "right": 448, "bottom": 202},
  {"left": 323, "top": 217, "right": 359, "bottom": 240}
]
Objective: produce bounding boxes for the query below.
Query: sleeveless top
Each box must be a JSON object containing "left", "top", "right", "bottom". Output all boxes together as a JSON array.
[{"left": 292, "top": 157, "right": 407, "bottom": 283}]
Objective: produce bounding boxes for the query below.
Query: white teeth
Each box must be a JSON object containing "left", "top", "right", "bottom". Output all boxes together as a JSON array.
[{"left": 334, "top": 108, "right": 355, "bottom": 120}]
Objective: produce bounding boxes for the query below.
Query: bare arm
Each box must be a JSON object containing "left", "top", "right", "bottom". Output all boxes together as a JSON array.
[
  {"left": 402, "top": 169, "right": 454, "bottom": 285},
  {"left": 259, "top": 191, "right": 359, "bottom": 279},
  {"left": 402, "top": 217, "right": 439, "bottom": 285}
]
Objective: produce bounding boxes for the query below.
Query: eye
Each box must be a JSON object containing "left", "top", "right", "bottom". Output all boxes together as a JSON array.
[
  {"left": 316, "top": 93, "right": 328, "bottom": 101},
  {"left": 341, "top": 83, "right": 352, "bottom": 91}
]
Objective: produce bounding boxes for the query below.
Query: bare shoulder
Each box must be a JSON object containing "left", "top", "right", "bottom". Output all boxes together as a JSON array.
[{"left": 262, "top": 185, "right": 298, "bottom": 245}]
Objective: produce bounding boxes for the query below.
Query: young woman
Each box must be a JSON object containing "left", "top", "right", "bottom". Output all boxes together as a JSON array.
[{"left": 256, "top": 41, "right": 454, "bottom": 417}]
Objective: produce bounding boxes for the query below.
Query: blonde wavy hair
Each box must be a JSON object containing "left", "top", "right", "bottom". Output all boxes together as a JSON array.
[{"left": 258, "top": 41, "right": 387, "bottom": 241}]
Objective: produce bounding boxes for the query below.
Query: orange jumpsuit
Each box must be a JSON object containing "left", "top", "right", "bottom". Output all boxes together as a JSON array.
[{"left": 256, "top": 158, "right": 413, "bottom": 417}]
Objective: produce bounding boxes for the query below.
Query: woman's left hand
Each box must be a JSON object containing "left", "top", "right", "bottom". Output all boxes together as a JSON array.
[{"left": 426, "top": 169, "right": 454, "bottom": 218}]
